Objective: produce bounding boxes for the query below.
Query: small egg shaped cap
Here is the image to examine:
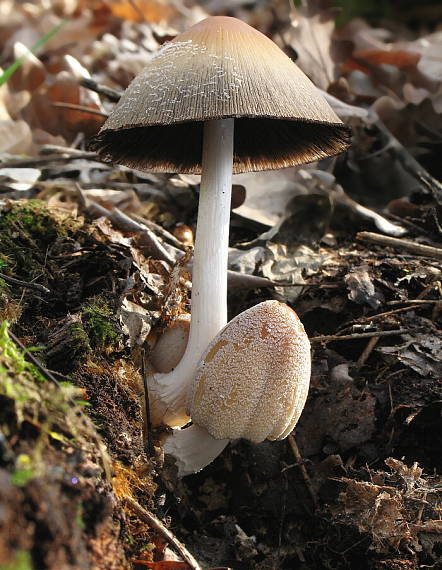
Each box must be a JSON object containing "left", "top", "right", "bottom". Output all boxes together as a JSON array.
[
  {"left": 90, "top": 16, "right": 350, "bottom": 174},
  {"left": 189, "top": 300, "right": 311, "bottom": 442}
]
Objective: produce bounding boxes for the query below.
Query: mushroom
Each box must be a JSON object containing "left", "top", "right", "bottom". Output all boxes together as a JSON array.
[
  {"left": 163, "top": 301, "right": 311, "bottom": 477},
  {"left": 150, "top": 313, "right": 190, "bottom": 374},
  {"left": 90, "top": 16, "right": 350, "bottom": 428}
]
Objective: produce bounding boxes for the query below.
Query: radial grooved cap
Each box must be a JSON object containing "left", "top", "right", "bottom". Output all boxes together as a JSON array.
[
  {"left": 90, "top": 16, "right": 351, "bottom": 174},
  {"left": 189, "top": 300, "right": 311, "bottom": 442}
]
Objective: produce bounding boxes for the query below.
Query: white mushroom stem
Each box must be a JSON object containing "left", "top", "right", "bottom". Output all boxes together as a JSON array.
[
  {"left": 163, "top": 424, "right": 229, "bottom": 477},
  {"left": 149, "top": 118, "right": 235, "bottom": 427}
]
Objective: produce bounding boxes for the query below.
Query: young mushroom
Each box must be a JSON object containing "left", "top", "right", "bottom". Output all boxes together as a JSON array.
[
  {"left": 150, "top": 313, "right": 190, "bottom": 374},
  {"left": 163, "top": 301, "right": 311, "bottom": 477},
  {"left": 90, "top": 16, "right": 350, "bottom": 428}
]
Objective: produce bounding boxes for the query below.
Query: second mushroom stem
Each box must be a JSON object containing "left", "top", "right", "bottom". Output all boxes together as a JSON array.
[{"left": 149, "top": 118, "right": 235, "bottom": 426}]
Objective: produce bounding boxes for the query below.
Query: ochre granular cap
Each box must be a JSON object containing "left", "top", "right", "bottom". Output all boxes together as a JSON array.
[
  {"left": 90, "top": 16, "right": 351, "bottom": 174},
  {"left": 189, "top": 300, "right": 311, "bottom": 442}
]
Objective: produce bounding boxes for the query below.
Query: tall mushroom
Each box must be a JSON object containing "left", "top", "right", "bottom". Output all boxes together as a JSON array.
[{"left": 90, "top": 16, "right": 350, "bottom": 428}]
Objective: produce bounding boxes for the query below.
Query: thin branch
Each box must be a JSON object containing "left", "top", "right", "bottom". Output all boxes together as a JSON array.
[
  {"left": 386, "top": 299, "right": 441, "bottom": 306},
  {"left": 310, "top": 328, "right": 411, "bottom": 343},
  {"left": 357, "top": 231, "right": 442, "bottom": 261},
  {"left": 335, "top": 191, "right": 406, "bottom": 237},
  {"left": 355, "top": 304, "right": 427, "bottom": 323},
  {"left": 0, "top": 152, "right": 99, "bottom": 169},
  {"left": 40, "top": 144, "right": 94, "bottom": 156},
  {"left": 86, "top": 201, "right": 177, "bottom": 265},
  {"left": 356, "top": 336, "right": 380, "bottom": 368},
  {"left": 335, "top": 304, "right": 428, "bottom": 337},
  {"left": 79, "top": 77, "right": 122, "bottom": 102},
  {"left": 124, "top": 495, "right": 203, "bottom": 570},
  {"left": 129, "top": 0, "right": 146, "bottom": 21},
  {"left": 52, "top": 101, "right": 108, "bottom": 118},
  {"left": 9, "top": 331, "right": 62, "bottom": 390},
  {"left": 129, "top": 213, "right": 187, "bottom": 252},
  {"left": 0, "top": 273, "right": 50, "bottom": 294},
  {"left": 287, "top": 434, "right": 318, "bottom": 508}
]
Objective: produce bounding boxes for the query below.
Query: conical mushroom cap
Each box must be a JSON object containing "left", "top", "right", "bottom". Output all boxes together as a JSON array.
[{"left": 90, "top": 16, "right": 350, "bottom": 174}]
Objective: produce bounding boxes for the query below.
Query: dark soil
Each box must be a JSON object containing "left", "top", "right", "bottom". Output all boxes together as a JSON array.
[{"left": 0, "top": 197, "right": 441, "bottom": 569}]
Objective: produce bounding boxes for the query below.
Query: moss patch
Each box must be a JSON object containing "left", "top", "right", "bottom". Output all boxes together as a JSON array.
[
  {"left": 82, "top": 298, "right": 121, "bottom": 351},
  {"left": 0, "top": 320, "right": 131, "bottom": 568}
]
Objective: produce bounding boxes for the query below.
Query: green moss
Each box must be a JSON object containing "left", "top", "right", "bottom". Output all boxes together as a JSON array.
[
  {"left": 75, "top": 504, "right": 86, "bottom": 530},
  {"left": 45, "top": 317, "right": 92, "bottom": 372},
  {"left": 10, "top": 454, "right": 35, "bottom": 487},
  {"left": 0, "top": 321, "right": 44, "bottom": 383},
  {"left": 0, "top": 200, "right": 66, "bottom": 245},
  {"left": 0, "top": 322, "right": 65, "bottom": 481},
  {"left": 0, "top": 200, "right": 81, "bottom": 290},
  {"left": 68, "top": 322, "right": 92, "bottom": 357},
  {"left": 0, "top": 320, "right": 109, "bottom": 482},
  {"left": 0, "top": 550, "right": 33, "bottom": 570},
  {"left": 0, "top": 277, "right": 18, "bottom": 323},
  {"left": 82, "top": 299, "right": 120, "bottom": 351},
  {"left": 0, "top": 201, "right": 61, "bottom": 291}
]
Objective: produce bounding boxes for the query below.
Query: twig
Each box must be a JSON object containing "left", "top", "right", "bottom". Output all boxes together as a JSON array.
[
  {"left": 226, "top": 271, "right": 289, "bottom": 290},
  {"left": 52, "top": 101, "right": 108, "bottom": 118},
  {"left": 275, "top": 282, "right": 341, "bottom": 289},
  {"left": 8, "top": 331, "right": 62, "bottom": 390},
  {"left": 287, "top": 434, "right": 318, "bottom": 508},
  {"left": 85, "top": 197, "right": 282, "bottom": 291},
  {"left": 335, "top": 303, "right": 430, "bottom": 337},
  {"left": 335, "top": 191, "right": 406, "bottom": 237},
  {"left": 0, "top": 273, "right": 50, "bottom": 294},
  {"left": 0, "top": 152, "right": 99, "bottom": 169},
  {"left": 386, "top": 299, "right": 440, "bottom": 306},
  {"left": 355, "top": 304, "right": 426, "bottom": 323},
  {"left": 356, "top": 336, "right": 379, "bottom": 368},
  {"left": 386, "top": 212, "right": 432, "bottom": 237},
  {"left": 310, "top": 328, "right": 411, "bottom": 343},
  {"left": 79, "top": 77, "right": 122, "bottom": 102},
  {"left": 129, "top": 213, "right": 188, "bottom": 252},
  {"left": 86, "top": 201, "right": 177, "bottom": 265},
  {"left": 40, "top": 144, "right": 94, "bottom": 156},
  {"left": 357, "top": 231, "right": 442, "bottom": 261},
  {"left": 406, "top": 164, "right": 442, "bottom": 207},
  {"left": 124, "top": 495, "right": 203, "bottom": 570}
]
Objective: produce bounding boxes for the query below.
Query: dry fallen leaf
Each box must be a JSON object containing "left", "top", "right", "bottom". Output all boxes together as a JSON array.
[
  {"left": 0, "top": 119, "right": 33, "bottom": 154},
  {"left": 337, "top": 479, "right": 412, "bottom": 551},
  {"left": 110, "top": 0, "right": 177, "bottom": 23},
  {"left": 286, "top": 2, "right": 337, "bottom": 89}
]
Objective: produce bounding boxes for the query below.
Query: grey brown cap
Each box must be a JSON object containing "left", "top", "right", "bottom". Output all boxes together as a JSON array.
[{"left": 90, "top": 16, "right": 351, "bottom": 174}]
